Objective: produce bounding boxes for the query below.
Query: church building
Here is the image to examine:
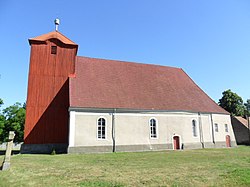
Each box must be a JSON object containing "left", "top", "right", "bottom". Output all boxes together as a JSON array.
[{"left": 21, "top": 24, "right": 236, "bottom": 153}]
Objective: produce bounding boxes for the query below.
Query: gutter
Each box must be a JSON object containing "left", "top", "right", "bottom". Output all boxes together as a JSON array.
[{"left": 68, "top": 107, "right": 229, "bottom": 115}]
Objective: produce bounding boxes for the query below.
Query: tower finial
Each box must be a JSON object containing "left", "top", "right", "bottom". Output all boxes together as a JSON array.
[{"left": 54, "top": 18, "right": 60, "bottom": 31}]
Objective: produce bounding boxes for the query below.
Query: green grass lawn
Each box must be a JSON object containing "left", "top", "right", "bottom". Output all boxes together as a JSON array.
[{"left": 0, "top": 146, "right": 250, "bottom": 187}]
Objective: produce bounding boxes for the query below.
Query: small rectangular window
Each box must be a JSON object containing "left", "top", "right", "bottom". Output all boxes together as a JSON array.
[
  {"left": 51, "top": 46, "right": 57, "bottom": 54},
  {"left": 192, "top": 120, "right": 198, "bottom": 137},
  {"left": 225, "top": 124, "right": 228, "bottom": 132},
  {"left": 214, "top": 123, "right": 219, "bottom": 132}
]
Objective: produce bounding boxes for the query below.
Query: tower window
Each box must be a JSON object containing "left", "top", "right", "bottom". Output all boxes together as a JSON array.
[{"left": 51, "top": 46, "right": 57, "bottom": 54}]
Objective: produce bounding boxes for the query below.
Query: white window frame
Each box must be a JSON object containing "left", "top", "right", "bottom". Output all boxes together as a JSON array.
[
  {"left": 149, "top": 118, "right": 158, "bottom": 139},
  {"left": 214, "top": 123, "right": 219, "bottom": 132},
  {"left": 192, "top": 119, "right": 198, "bottom": 137},
  {"left": 97, "top": 117, "right": 107, "bottom": 140}
]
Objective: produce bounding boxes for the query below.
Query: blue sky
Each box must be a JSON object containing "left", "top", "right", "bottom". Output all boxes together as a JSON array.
[{"left": 0, "top": 0, "right": 250, "bottom": 108}]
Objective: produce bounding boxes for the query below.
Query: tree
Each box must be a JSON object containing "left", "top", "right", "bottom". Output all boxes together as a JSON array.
[
  {"left": 0, "top": 98, "right": 3, "bottom": 106},
  {"left": 0, "top": 98, "right": 4, "bottom": 142},
  {"left": 244, "top": 99, "right": 250, "bottom": 116},
  {"left": 218, "top": 89, "right": 245, "bottom": 116},
  {"left": 1, "top": 102, "right": 26, "bottom": 142},
  {"left": 0, "top": 114, "right": 4, "bottom": 142}
]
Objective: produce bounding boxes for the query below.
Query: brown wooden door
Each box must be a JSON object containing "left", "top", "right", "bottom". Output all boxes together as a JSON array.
[
  {"left": 173, "top": 136, "right": 180, "bottom": 150},
  {"left": 226, "top": 135, "right": 231, "bottom": 147}
]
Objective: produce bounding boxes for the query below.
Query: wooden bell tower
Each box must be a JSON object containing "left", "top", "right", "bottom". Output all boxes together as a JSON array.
[{"left": 24, "top": 20, "right": 78, "bottom": 149}]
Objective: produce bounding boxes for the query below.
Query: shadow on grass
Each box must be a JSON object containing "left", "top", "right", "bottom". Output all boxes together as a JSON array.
[{"left": 0, "top": 150, "right": 20, "bottom": 155}]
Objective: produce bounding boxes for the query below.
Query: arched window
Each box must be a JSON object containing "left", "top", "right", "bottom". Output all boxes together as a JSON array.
[
  {"left": 150, "top": 118, "right": 157, "bottom": 138},
  {"left": 214, "top": 123, "right": 219, "bottom": 132},
  {"left": 192, "top": 120, "right": 198, "bottom": 137},
  {"left": 225, "top": 124, "right": 228, "bottom": 132},
  {"left": 97, "top": 118, "right": 106, "bottom": 139}
]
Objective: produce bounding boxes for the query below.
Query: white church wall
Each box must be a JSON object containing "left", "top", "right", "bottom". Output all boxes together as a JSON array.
[
  {"left": 114, "top": 112, "right": 203, "bottom": 146},
  {"left": 74, "top": 112, "right": 113, "bottom": 146},
  {"left": 212, "top": 114, "right": 236, "bottom": 145},
  {"left": 68, "top": 110, "right": 237, "bottom": 153}
]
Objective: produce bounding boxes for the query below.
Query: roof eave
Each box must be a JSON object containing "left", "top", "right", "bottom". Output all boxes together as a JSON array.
[
  {"left": 28, "top": 31, "right": 78, "bottom": 46},
  {"left": 68, "top": 106, "right": 230, "bottom": 115}
]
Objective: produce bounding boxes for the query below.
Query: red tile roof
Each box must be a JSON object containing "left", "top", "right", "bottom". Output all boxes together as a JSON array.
[
  {"left": 29, "top": 31, "right": 77, "bottom": 46},
  {"left": 69, "top": 56, "right": 228, "bottom": 114}
]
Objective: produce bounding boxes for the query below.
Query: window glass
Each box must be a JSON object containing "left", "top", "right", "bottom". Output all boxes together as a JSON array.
[
  {"left": 214, "top": 123, "right": 218, "bottom": 132},
  {"left": 225, "top": 124, "right": 228, "bottom": 132},
  {"left": 150, "top": 119, "right": 157, "bottom": 138},
  {"left": 97, "top": 118, "right": 106, "bottom": 139},
  {"left": 192, "top": 120, "right": 198, "bottom": 137}
]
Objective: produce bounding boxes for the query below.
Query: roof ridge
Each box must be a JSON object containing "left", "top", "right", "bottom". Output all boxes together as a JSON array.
[
  {"left": 29, "top": 31, "right": 78, "bottom": 46},
  {"left": 55, "top": 31, "right": 76, "bottom": 45}
]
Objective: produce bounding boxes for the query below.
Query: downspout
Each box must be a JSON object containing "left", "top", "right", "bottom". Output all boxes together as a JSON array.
[
  {"left": 111, "top": 109, "right": 116, "bottom": 152},
  {"left": 210, "top": 114, "right": 215, "bottom": 144},
  {"left": 198, "top": 112, "right": 204, "bottom": 148}
]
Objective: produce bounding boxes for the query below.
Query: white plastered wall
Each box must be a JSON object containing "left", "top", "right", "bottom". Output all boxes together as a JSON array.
[
  {"left": 70, "top": 112, "right": 113, "bottom": 147},
  {"left": 114, "top": 112, "right": 203, "bottom": 146},
  {"left": 212, "top": 114, "right": 236, "bottom": 142},
  {"left": 68, "top": 110, "right": 235, "bottom": 148}
]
